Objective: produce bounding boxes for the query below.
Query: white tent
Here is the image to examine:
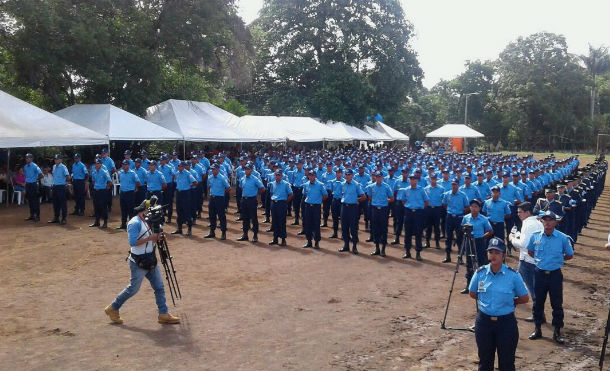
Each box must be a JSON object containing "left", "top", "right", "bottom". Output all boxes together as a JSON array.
[
  {"left": 375, "top": 121, "right": 410, "bottom": 141},
  {"left": 364, "top": 126, "right": 393, "bottom": 141},
  {"left": 0, "top": 90, "right": 108, "bottom": 148},
  {"left": 279, "top": 117, "right": 349, "bottom": 142},
  {"left": 54, "top": 104, "right": 182, "bottom": 141},
  {"left": 326, "top": 121, "right": 376, "bottom": 141},
  {"left": 145, "top": 99, "right": 256, "bottom": 142},
  {"left": 425, "top": 124, "right": 484, "bottom": 138},
  {"left": 224, "top": 116, "right": 287, "bottom": 142}
]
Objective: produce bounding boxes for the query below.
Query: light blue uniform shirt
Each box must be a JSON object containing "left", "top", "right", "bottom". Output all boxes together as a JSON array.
[
  {"left": 394, "top": 178, "right": 410, "bottom": 194},
  {"left": 118, "top": 169, "right": 139, "bottom": 191},
  {"left": 468, "top": 264, "right": 529, "bottom": 316},
  {"left": 354, "top": 173, "right": 371, "bottom": 193},
  {"left": 191, "top": 162, "right": 204, "bottom": 182},
  {"left": 159, "top": 164, "right": 174, "bottom": 183},
  {"left": 437, "top": 178, "right": 452, "bottom": 192},
  {"left": 499, "top": 183, "right": 523, "bottom": 206},
  {"left": 459, "top": 184, "right": 482, "bottom": 202},
  {"left": 134, "top": 166, "right": 147, "bottom": 186},
  {"left": 175, "top": 169, "right": 196, "bottom": 191},
  {"left": 71, "top": 161, "right": 88, "bottom": 180},
  {"left": 240, "top": 175, "right": 264, "bottom": 197},
  {"left": 123, "top": 158, "right": 135, "bottom": 169},
  {"left": 474, "top": 181, "right": 491, "bottom": 200},
  {"left": 331, "top": 178, "right": 344, "bottom": 199},
  {"left": 208, "top": 173, "right": 230, "bottom": 196},
  {"left": 424, "top": 185, "right": 444, "bottom": 207},
  {"left": 461, "top": 213, "right": 492, "bottom": 238},
  {"left": 146, "top": 170, "right": 166, "bottom": 191},
  {"left": 91, "top": 168, "right": 111, "bottom": 190},
  {"left": 270, "top": 179, "right": 293, "bottom": 201},
  {"left": 527, "top": 230, "right": 574, "bottom": 271},
  {"left": 291, "top": 169, "right": 306, "bottom": 187},
  {"left": 101, "top": 156, "right": 115, "bottom": 172},
  {"left": 482, "top": 199, "right": 511, "bottom": 222},
  {"left": 442, "top": 190, "right": 469, "bottom": 215},
  {"left": 398, "top": 186, "right": 429, "bottom": 210},
  {"left": 52, "top": 163, "right": 70, "bottom": 185},
  {"left": 367, "top": 183, "right": 393, "bottom": 207},
  {"left": 340, "top": 180, "right": 364, "bottom": 204},
  {"left": 24, "top": 162, "right": 42, "bottom": 183},
  {"left": 303, "top": 180, "right": 326, "bottom": 204}
]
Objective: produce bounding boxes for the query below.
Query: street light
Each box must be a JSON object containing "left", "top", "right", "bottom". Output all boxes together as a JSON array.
[{"left": 464, "top": 92, "right": 480, "bottom": 125}]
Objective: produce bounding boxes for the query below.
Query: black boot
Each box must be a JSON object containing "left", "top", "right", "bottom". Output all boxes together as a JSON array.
[
  {"left": 416, "top": 251, "right": 422, "bottom": 261},
  {"left": 321, "top": 219, "right": 328, "bottom": 227},
  {"left": 280, "top": 238, "right": 287, "bottom": 246},
  {"left": 265, "top": 227, "right": 273, "bottom": 232},
  {"left": 402, "top": 250, "right": 412, "bottom": 259},
  {"left": 553, "top": 327, "right": 565, "bottom": 344},
  {"left": 101, "top": 220, "right": 107, "bottom": 229},
  {"left": 252, "top": 233, "right": 258, "bottom": 243},
  {"left": 186, "top": 225, "right": 192, "bottom": 237},
  {"left": 262, "top": 217, "right": 270, "bottom": 223},
  {"left": 314, "top": 241, "right": 319, "bottom": 249},
  {"left": 237, "top": 234, "right": 249, "bottom": 241},
  {"left": 48, "top": 218, "right": 59, "bottom": 224},
  {"left": 380, "top": 244, "right": 386, "bottom": 257},
  {"left": 460, "top": 288, "right": 469, "bottom": 294},
  {"left": 529, "top": 326, "right": 542, "bottom": 340},
  {"left": 89, "top": 220, "right": 100, "bottom": 227},
  {"left": 269, "top": 238, "right": 278, "bottom": 245},
  {"left": 203, "top": 231, "right": 215, "bottom": 238},
  {"left": 166, "top": 216, "right": 172, "bottom": 224},
  {"left": 435, "top": 240, "right": 441, "bottom": 249},
  {"left": 25, "top": 215, "right": 34, "bottom": 221},
  {"left": 352, "top": 242, "right": 358, "bottom": 255},
  {"left": 391, "top": 237, "right": 400, "bottom": 245},
  {"left": 329, "top": 231, "right": 338, "bottom": 239},
  {"left": 365, "top": 236, "right": 374, "bottom": 242},
  {"left": 458, "top": 256, "right": 464, "bottom": 265},
  {"left": 339, "top": 242, "right": 350, "bottom": 252},
  {"left": 291, "top": 218, "right": 299, "bottom": 226},
  {"left": 221, "top": 231, "right": 226, "bottom": 240},
  {"left": 303, "top": 240, "right": 312, "bottom": 248},
  {"left": 297, "top": 229, "right": 305, "bottom": 235},
  {"left": 424, "top": 239, "right": 430, "bottom": 249},
  {"left": 115, "top": 224, "right": 127, "bottom": 230},
  {"left": 442, "top": 252, "right": 451, "bottom": 263},
  {"left": 371, "top": 243, "right": 380, "bottom": 256},
  {"left": 172, "top": 228, "right": 183, "bottom": 235}
]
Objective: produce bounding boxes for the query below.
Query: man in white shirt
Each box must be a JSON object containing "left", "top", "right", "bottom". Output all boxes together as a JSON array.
[
  {"left": 509, "top": 201, "right": 543, "bottom": 322},
  {"left": 40, "top": 168, "right": 54, "bottom": 203}
]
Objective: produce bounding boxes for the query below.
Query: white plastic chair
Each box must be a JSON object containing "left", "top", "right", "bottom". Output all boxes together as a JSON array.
[
  {"left": 10, "top": 178, "right": 23, "bottom": 205},
  {"left": 112, "top": 172, "right": 120, "bottom": 196}
]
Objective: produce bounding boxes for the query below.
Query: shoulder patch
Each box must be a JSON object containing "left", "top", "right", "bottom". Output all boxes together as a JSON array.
[{"left": 476, "top": 266, "right": 486, "bottom": 273}]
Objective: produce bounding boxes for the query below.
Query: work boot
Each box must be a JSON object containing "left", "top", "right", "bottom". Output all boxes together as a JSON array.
[
  {"left": 524, "top": 316, "right": 535, "bottom": 322},
  {"left": 416, "top": 251, "right": 422, "bottom": 261},
  {"left": 553, "top": 328, "right": 565, "bottom": 344},
  {"left": 221, "top": 231, "right": 226, "bottom": 240},
  {"left": 280, "top": 238, "right": 287, "bottom": 246},
  {"left": 237, "top": 234, "right": 249, "bottom": 241},
  {"left": 352, "top": 242, "right": 358, "bottom": 255},
  {"left": 269, "top": 239, "right": 278, "bottom": 245},
  {"left": 297, "top": 230, "right": 305, "bottom": 235},
  {"left": 34, "top": 215, "right": 40, "bottom": 222},
  {"left": 204, "top": 232, "right": 215, "bottom": 238},
  {"left": 47, "top": 218, "right": 59, "bottom": 224},
  {"left": 101, "top": 220, "right": 108, "bottom": 229},
  {"left": 303, "top": 240, "right": 313, "bottom": 248},
  {"left": 115, "top": 224, "right": 127, "bottom": 230},
  {"left": 435, "top": 240, "right": 441, "bottom": 249},
  {"left": 59, "top": 218, "right": 66, "bottom": 225},
  {"left": 78, "top": 211, "right": 84, "bottom": 216},
  {"left": 442, "top": 252, "right": 451, "bottom": 263},
  {"left": 25, "top": 216, "right": 34, "bottom": 221},
  {"left": 460, "top": 288, "right": 469, "bottom": 294},
  {"left": 158, "top": 313, "right": 180, "bottom": 324},
  {"left": 371, "top": 243, "right": 381, "bottom": 256},
  {"left": 365, "top": 236, "right": 374, "bottom": 242},
  {"left": 314, "top": 241, "right": 320, "bottom": 249},
  {"left": 380, "top": 244, "right": 386, "bottom": 257},
  {"left": 265, "top": 227, "right": 273, "bottom": 232},
  {"left": 423, "top": 239, "right": 430, "bottom": 248},
  {"left": 321, "top": 220, "right": 328, "bottom": 227},
  {"left": 104, "top": 305, "right": 123, "bottom": 324},
  {"left": 339, "top": 242, "right": 350, "bottom": 252},
  {"left": 236, "top": 217, "right": 243, "bottom": 222},
  {"left": 191, "top": 218, "right": 196, "bottom": 225},
  {"left": 329, "top": 232, "right": 338, "bottom": 239},
  {"left": 171, "top": 229, "right": 183, "bottom": 235},
  {"left": 252, "top": 233, "right": 258, "bottom": 243},
  {"left": 262, "top": 218, "right": 270, "bottom": 223},
  {"left": 391, "top": 237, "right": 400, "bottom": 245},
  {"left": 529, "top": 326, "right": 542, "bottom": 340},
  {"left": 166, "top": 216, "right": 172, "bottom": 224},
  {"left": 402, "top": 250, "right": 412, "bottom": 259},
  {"left": 186, "top": 226, "right": 192, "bottom": 237},
  {"left": 89, "top": 220, "right": 100, "bottom": 227},
  {"left": 291, "top": 218, "right": 299, "bottom": 226}
]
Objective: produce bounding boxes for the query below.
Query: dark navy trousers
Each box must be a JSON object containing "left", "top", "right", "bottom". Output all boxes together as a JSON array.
[
  {"left": 52, "top": 185, "right": 67, "bottom": 219},
  {"left": 119, "top": 190, "right": 135, "bottom": 225},
  {"left": 533, "top": 268, "right": 564, "bottom": 328},
  {"left": 271, "top": 200, "right": 287, "bottom": 240},
  {"left": 72, "top": 179, "right": 86, "bottom": 213},
  {"left": 25, "top": 182, "right": 40, "bottom": 217},
  {"left": 303, "top": 203, "right": 321, "bottom": 242},
  {"left": 209, "top": 195, "right": 227, "bottom": 232},
  {"left": 371, "top": 205, "right": 389, "bottom": 244},
  {"left": 340, "top": 203, "right": 359, "bottom": 243},
  {"left": 475, "top": 312, "right": 518, "bottom": 371},
  {"left": 404, "top": 208, "right": 424, "bottom": 252},
  {"left": 445, "top": 214, "right": 463, "bottom": 254}
]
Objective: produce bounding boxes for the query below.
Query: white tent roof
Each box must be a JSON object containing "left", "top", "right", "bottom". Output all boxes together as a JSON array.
[
  {"left": 54, "top": 104, "right": 182, "bottom": 141},
  {"left": 426, "top": 124, "right": 484, "bottom": 138},
  {"left": 375, "top": 121, "right": 410, "bottom": 141},
  {"left": 0, "top": 90, "right": 107, "bottom": 148},
  {"left": 225, "top": 115, "right": 288, "bottom": 142},
  {"left": 279, "top": 117, "right": 349, "bottom": 142},
  {"left": 326, "top": 121, "right": 376, "bottom": 141},
  {"left": 364, "top": 126, "right": 393, "bottom": 141},
  {"left": 145, "top": 99, "right": 256, "bottom": 142}
]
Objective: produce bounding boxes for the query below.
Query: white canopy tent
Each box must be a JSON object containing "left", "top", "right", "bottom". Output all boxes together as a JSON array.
[
  {"left": 54, "top": 104, "right": 182, "bottom": 141},
  {"left": 224, "top": 116, "right": 287, "bottom": 142},
  {"left": 279, "top": 117, "right": 350, "bottom": 142},
  {"left": 145, "top": 99, "right": 257, "bottom": 142},
  {"left": 326, "top": 121, "right": 376, "bottom": 141},
  {"left": 364, "top": 126, "right": 393, "bottom": 141},
  {"left": 374, "top": 121, "right": 410, "bottom": 141},
  {"left": 425, "top": 124, "right": 484, "bottom": 138}
]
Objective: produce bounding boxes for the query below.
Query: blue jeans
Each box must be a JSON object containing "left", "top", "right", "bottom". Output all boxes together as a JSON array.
[
  {"left": 517, "top": 260, "right": 536, "bottom": 303},
  {"left": 111, "top": 260, "right": 168, "bottom": 314}
]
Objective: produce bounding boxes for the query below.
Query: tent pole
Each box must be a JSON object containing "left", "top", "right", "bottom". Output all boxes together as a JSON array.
[
  {"left": 6, "top": 149, "right": 9, "bottom": 207},
  {"left": 183, "top": 140, "right": 186, "bottom": 159}
]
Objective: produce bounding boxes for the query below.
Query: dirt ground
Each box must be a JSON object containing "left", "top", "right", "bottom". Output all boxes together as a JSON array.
[{"left": 1, "top": 164, "right": 609, "bottom": 370}]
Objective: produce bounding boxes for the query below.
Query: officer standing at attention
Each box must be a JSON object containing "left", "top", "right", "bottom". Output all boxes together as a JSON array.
[
  {"left": 23, "top": 153, "right": 43, "bottom": 222},
  {"left": 329, "top": 167, "right": 344, "bottom": 239},
  {"left": 158, "top": 155, "right": 175, "bottom": 223},
  {"left": 391, "top": 168, "right": 410, "bottom": 245},
  {"left": 133, "top": 158, "right": 148, "bottom": 206},
  {"left": 527, "top": 210, "right": 574, "bottom": 344},
  {"left": 89, "top": 159, "right": 112, "bottom": 229},
  {"left": 397, "top": 173, "right": 429, "bottom": 261},
  {"left": 482, "top": 186, "right": 511, "bottom": 242},
  {"left": 268, "top": 170, "right": 293, "bottom": 246},
  {"left": 237, "top": 164, "right": 265, "bottom": 243},
  {"left": 205, "top": 163, "right": 231, "bottom": 240},
  {"left": 338, "top": 169, "right": 366, "bottom": 255},
  {"left": 460, "top": 199, "right": 493, "bottom": 294},
  {"left": 302, "top": 170, "right": 327, "bottom": 249},
  {"left": 145, "top": 161, "right": 166, "bottom": 201},
  {"left": 368, "top": 171, "right": 394, "bottom": 257},
  {"left": 104, "top": 200, "right": 180, "bottom": 325},
  {"left": 99, "top": 148, "right": 115, "bottom": 212},
  {"left": 117, "top": 160, "right": 140, "bottom": 230},
  {"left": 441, "top": 180, "right": 469, "bottom": 263},
  {"left": 469, "top": 237, "right": 529, "bottom": 371},
  {"left": 49, "top": 154, "right": 70, "bottom": 225},
  {"left": 424, "top": 173, "right": 444, "bottom": 249},
  {"left": 172, "top": 161, "right": 197, "bottom": 236},
  {"left": 290, "top": 160, "right": 306, "bottom": 226},
  {"left": 70, "top": 154, "right": 88, "bottom": 216}
]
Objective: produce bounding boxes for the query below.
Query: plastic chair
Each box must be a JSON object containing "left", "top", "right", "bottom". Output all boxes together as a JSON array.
[
  {"left": 10, "top": 178, "right": 23, "bottom": 205},
  {"left": 112, "top": 172, "right": 120, "bottom": 196}
]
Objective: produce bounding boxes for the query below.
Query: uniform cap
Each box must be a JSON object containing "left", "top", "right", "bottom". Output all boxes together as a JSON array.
[
  {"left": 539, "top": 210, "right": 561, "bottom": 220},
  {"left": 134, "top": 158, "right": 142, "bottom": 163},
  {"left": 490, "top": 185, "right": 500, "bottom": 191},
  {"left": 544, "top": 188, "right": 556, "bottom": 193},
  {"left": 121, "top": 159, "right": 130, "bottom": 165},
  {"left": 502, "top": 172, "right": 510, "bottom": 177},
  {"left": 469, "top": 199, "right": 481, "bottom": 207},
  {"left": 54, "top": 154, "right": 63, "bottom": 160},
  {"left": 308, "top": 170, "right": 316, "bottom": 176},
  {"left": 73, "top": 153, "right": 81, "bottom": 159},
  {"left": 345, "top": 169, "right": 354, "bottom": 175},
  {"left": 211, "top": 163, "right": 220, "bottom": 169},
  {"left": 124, "top": 150, "right": 132, "bottom": 155},
  {"left": 141, "top": 150, "right": 148, "bottom": 156},
  {"left": 178, "top": 161, "right": 187, "bottom": 167},
  {"left": 25, "top": 153, "right": 34, "bottom": 158},
  {"left": 334, "top": 167, "right": 343, "bottom": 173},
  {"left": 408, "top": 173, "right": 418, "bottom": 179},
  {"left": 100, "top": 148, "right": 108, "bottom": 154},
  {"left": 451, "top": 179, "right": 459, "bottom": 185},
  {"left": 373, "top": 170, "right": 382, "bottom": 177},
  {"left": 429, "top": 173, "right": 438, "bottom": 179},
  {"left": 486, "top": 237, "right": 506, "bottom": 253},
  {"left": 95, "top": 159, "right": 102, "bottom": 164},
  {"left": 274, "top": 169, "right": 283, "bottom": 176},
  {"left": 464, "top": 174, "right": 471, "bottom": 179},
  {"left": 149, "top": 161, "right": 157, "bottom": 167},
  {"left": 244, "top": 164, "right": 252, "bottom": 170}
]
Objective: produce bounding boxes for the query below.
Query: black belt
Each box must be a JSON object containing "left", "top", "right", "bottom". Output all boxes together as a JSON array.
[
  {"left": 342, "top": 203, "right": 357, "bottom": 206},
  {"left": 407, "top": 208, "right": 422, "bottom": 212},
  {"left": 210, "top": 195, "right": 224, "bottom": 198},
  {"left": 373, "top": 206, "right": 387, "bottom": 210},
  {"left": 242, "top": 196, "right": 256, "bottom": 199},
  {"left": 479, "top": 312, "right": 514, "bottom": 322},
  {"left": 449, "top": 214, "right": 463, "bottom": 217},
  {"left": 272, "top": 200, "right": 286, "bottom": 203},
  {"left": 306, "top": 203, "right": 320, "bottom": 206},
  {"left": 120, "top": 190, "right": 134, "bottom": 193},
  {"left": 490, "top": 221, "right": 503, "bottom": 225},
  {"left": 537, "top": 268, "right": 561, "bottom": 275}
]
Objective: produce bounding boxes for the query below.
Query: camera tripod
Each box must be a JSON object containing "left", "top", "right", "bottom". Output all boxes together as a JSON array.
[
  {"left": 156, "top": 234, "right": 182, "bottom": 306},
  {"left": 440, "top": 229, "right": 480, "bottom": 332}
]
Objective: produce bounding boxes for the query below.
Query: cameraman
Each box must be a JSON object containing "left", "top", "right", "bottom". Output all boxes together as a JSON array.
[
  {"left": 105, "top": 200, "right": 180, "bottom": 325},
  {"left": 460, "top": 199, "right": 493, "bottom": 294}
]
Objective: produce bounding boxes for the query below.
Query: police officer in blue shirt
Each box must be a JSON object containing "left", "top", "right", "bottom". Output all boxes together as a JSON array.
[
  {"left": 329, "top": 167, "right": 344, "bottom": 239},
  {"left": 469, "top": 237, "right": 529, "bottom": 371},
  {"left": 117, "top": 160, "right": 141, "bottom": 230},
  {"left": 237, "top": 164, "right": 265, "bottom": 243},
  {"left": 268, "top": 170, "right": 294, "bottom": 246},
  {"left": 367, "top": 171, "right": 394, "bottom": 257},
  {"left": 321, "top": 162, "right": 335, "bottom": 227},
  {"left": 100, "top": 148, "right": 115, "bottom": 212},
  {"left": 354, "top": 164, "right": 371, "bottom": 231},
  {"left": 70, "top": 153, "right": 88, "bottom": 216},
  {"left": 140, "top": 150, "right": 151, "bottom": 171},
  {"left": 89, "top": 159, "right": 112, "bottom": 229},
  {"left": 337, "top": 169, "right": 366, "bottom": 254},
  {"left": 159, "top": 155, "right": 175, "bottom": 223},
  {"left": 190, "top": 156, "right": 205, "bottom": 220},
  {"left": 442, "top": 180, "right": 470, "bottom": 263},
  {"left": 49, "top": 154, "right": 70, "bottom": 225},
  {"left": 527, "top": 210, "right": 574, "bottom": 344},
  {"left": 461, "top": 199, "right": 493, "bottom": 293},
  {"left": 133, "top": 158, "right": 148, "bottom": 206},
  {"left": 172, "top": 161, "right": 197, "bottom": 236},
  {"left": 460, "top": 174, "right": 482, "bottom": 202},
  {"left": 290, "top": 160, "right": 306, "bottom": 226},
  {"left": 397, "top": 174, "right": 429, "bottom": 261},
  {"left": 391, "top": 168, "right": 410, "bottom": 245},
  {"left": 302, "top": 170, "right": 327, "bottom": 249},
  {"left": 145, "top": 161, "right": 166, "bottom": 202},
  {"left": 424, "top": 173, "right": 444, "bottom": 249},
  {"left": 122, "top": 150, "right": 135, "bottom": 169},
  {"left": 482, "top": 186, "right": 512, "bottom": 242},
  {"left": 23, "top": 153, "right": 43, "bottom": 222},
  {"left": 205, "top": 163, "right": 231, "bottom": 240}
]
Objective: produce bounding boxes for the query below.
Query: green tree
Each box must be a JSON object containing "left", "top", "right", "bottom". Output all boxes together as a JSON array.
[{"left": 580, "top": 44, "right": 610, "bottom": 119}]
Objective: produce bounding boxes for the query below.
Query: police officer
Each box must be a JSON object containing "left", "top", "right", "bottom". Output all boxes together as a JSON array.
[
  {"left": 70, "top": 153, "right": 88, "bottom": 216},
  {"left": 268, "top": 170, "right": 293, "bottom": 246},
  {"left": 338, "top": 169, "right": 366, "bottom": 255},
  {"left": 89, "top": 159, "right": 112, "bottom": 229},
  {"left": 391, "top": 168, "right": 410, "bottom": 245},
  {"left": 23, "top": 153, "right": 43, "bottom": 222},
  {"left": 460, "top": 199, "right": 493, "bottom": 294},
  {"left": 354, "top": 164, "right": 371, "bottom": 230},
  {"left": 368, "top": 171, "right": 394, "bottom": 257},
  {"left": 105, "top": 200, "right": 180, "bottom": 325},
  {"left": 99, "top": 148, "right": 115, "bottom": 212},
  {"left": 441, "top": 180, "right": 469, "bottom": 263},
  {"left": 527, "top": 210, "right": 574, "bottom": 344},
  {"left": 237, "top": 164, "right": 264, "bottom": 242},
  {"left": 321, "top": 162, "right": 335, "bottom": 227},
  {"left": 133, "top": 158, "right": 147, "bottom": 206},
  {"left": 145, "top": 161, "right": 166, "bottom": 202},
  {"left": 159, "top": 155, "right": 175, "bottom": 223},
  {"left": 172, "top": 161, "right": 197, "bottom": 236},
  {"left": 424, "top": 173, "right": 443, "bottom": 249},
  {"left": 302, "top": 170, "right": 327, "bottom": 249},
  {"left": 482, "top": 186, "right": 511, "bottom": 242},
  {"left": 469, "top": 237, "right": 529, "bottom": 371},
  {"left": 290, "top": 160, "right": 306, "bottom": 226},
  {"left": 533, "top": 188, "right": 563, "bottom": 217},
  {"left": 117, "top": 160, "right": 140, "bottom": 230},
  {"left": 49, "top": 154, "right": 70, "bottom": 225},
  {"left": 397, "top": 173, "right": 429, "bottom": 261},
  {"left": 329, "top": 167, "right": 344, "bottom": 239},
  {"left": 205, "top": 163, "right": 231, "bottom": 240}
]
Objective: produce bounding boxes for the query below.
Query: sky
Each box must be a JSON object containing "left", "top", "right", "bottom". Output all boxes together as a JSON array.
[{"left": 237, "top": 0, "right": 610, "bottom": 88}]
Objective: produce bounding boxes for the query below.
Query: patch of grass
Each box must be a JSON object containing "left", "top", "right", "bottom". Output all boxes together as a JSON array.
[{"left": 501, "top": 151, "right": 597, "bottom": 163}]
